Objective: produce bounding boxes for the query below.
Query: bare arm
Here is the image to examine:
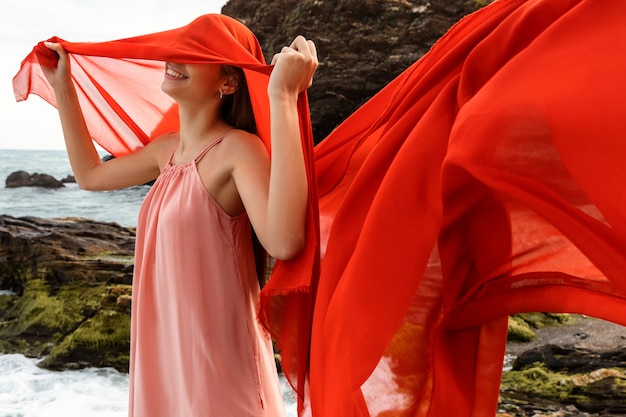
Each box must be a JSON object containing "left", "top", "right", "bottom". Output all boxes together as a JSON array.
[
  {"left": 42, "top": 42, "right": 165, "bottom": 190},
  {"left": 233, "top": 36, "right": 318, "bottom": 260}
]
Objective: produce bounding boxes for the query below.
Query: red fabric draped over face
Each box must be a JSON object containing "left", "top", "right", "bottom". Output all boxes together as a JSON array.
[
  {"left": 310, "top": 0, "right": 626, "bottom": 416},
  {"left": 13, "top": 14, "right": 271, "bottom": 155},
  {"left": 13, "top": 13, "right": 320, "bottom": 410}
]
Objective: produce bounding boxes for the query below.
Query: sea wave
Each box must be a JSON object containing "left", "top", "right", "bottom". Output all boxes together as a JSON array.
[
  {"left": 0, "top": 354, "right": 128, "bottom": 417},
  {"left": 0, "top": 354, "right": 297, "bottom": 417}
]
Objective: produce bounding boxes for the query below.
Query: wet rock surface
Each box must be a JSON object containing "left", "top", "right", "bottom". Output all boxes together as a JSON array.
[
  {"left": 501, "top": 316, "right": 626, "bottom": 417},
  {"left": 0, "top": 215, "right": 134, "bottom": 372}
]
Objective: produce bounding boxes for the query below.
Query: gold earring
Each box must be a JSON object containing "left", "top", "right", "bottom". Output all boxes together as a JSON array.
[{"left": 219, "top": 90, "right": 224, "bottom": 100}]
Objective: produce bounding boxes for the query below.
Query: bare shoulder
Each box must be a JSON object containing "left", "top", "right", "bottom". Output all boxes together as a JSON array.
[
  {"left": 222, "top": 129, "right": 266, "bottom": 152},
  {"left": 146, "top": 133, "right": 179, "bottom": 168},
  {"left": 220, "top": 130, "right": 269, "bottom": 165}
]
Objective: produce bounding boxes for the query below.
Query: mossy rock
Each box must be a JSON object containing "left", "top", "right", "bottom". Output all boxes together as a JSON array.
[
  {"left": 40, "top": 309, "right": 130, "bottom": 372},
  {"left": 501, "top": 363, "right": 585, "bottom": 401},
  {"left": 515, "top": 312, "right": 574, "bottom": 329},
  {"left": 507, "top": 313, "right": 575, "bottom": 342},
  {"left": 501, "top": 363, "right": 626, "bottom": 413},
  {"left": 507, "top": 315, "right": 536, "bottom": 342},
  {"left": 0, "top": 216, "right": 135, "bottom": 371},
  {"left": 0, "top": 275, "right": 131, "bottom": 371},
  {"left": 1, "top": 279, "right": 90, "bottom": 338}
]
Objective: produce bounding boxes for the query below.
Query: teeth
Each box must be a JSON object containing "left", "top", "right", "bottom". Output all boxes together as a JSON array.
[{"left": 166, "top": 67, "right": 188, "bottom": 79}]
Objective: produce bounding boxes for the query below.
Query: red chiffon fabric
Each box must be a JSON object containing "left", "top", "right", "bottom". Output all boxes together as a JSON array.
[
  {"left": 13, "top": 1, "right": 626, "bottom": 416},
  {"left": 312, "top": 0, "right": 626, "bottom": 416}
]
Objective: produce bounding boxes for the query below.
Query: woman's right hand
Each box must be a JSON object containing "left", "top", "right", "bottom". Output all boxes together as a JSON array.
[
  {"left": 268, "top": 36, "right": 318, "bottom": 100},
  {"left": 41, "top": 42, "right": 72, "bottom": 90}
]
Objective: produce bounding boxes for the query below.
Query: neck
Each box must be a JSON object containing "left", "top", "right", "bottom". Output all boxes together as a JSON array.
[{"left": 177, "top": 102, "right": 230, "bottom": 149}]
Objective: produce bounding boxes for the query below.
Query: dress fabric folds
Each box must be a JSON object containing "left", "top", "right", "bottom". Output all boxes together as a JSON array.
[
  {"left": 130, "top": 136, "right": 286, "bottom": 416},
  {"left": 13, "top": 1, "right": 626, "bottom": 416}
]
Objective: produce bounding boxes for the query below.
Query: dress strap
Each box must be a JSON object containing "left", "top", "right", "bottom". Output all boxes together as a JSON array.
[
  {"left": 194, "top": 130, "right": 235, "bottom": 163},
  {"left": 165, "top": 142, "right": 179, "bottom": 165}
]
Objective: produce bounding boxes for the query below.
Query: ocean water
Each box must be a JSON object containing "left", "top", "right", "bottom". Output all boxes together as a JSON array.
[
  {"left": 0, "top": 149, "right": 297, "bottom": 416},
  {"left": 0, "top": 355, "right": 128, "bottom": 417},
  {"left": 0, "top": 354, "right": 297, "bottom": 417},
  {"left": 0, "top": 149, "right": 148, "bottom": 227}
]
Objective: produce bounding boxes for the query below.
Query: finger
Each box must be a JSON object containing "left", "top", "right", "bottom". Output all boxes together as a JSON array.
[
  {"left": 288, "top": 35, "right": 302, "bottom": 49},
  {"left": 44, "top": 42, "right": 67, "bottom": 59},
  {"left": 44, "top": 41, "right": 60, "bottom": 52},
  {"left": 289, "top": 35, "right": 310, "bottom": 52},
  {"left": 306, "top": 40, "right": 317, "bottom": 58},
  {"left": 271, "top": 44, "right": 297, "bottom": 65},
  {"left": 270, "top": 51, "right": 285, "bottom": 65}
]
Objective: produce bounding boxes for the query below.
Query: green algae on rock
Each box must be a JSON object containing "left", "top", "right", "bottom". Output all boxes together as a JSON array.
[
  {"left": 0, "top": 215, "right": 134, "bottom": 372},
  {"left": 40, "top": 305, "right": 131, "bottom": 371},
  {"left": 501, "top": 363, "right": 626, "bottom": 414},
  {"left": 507, "top": 316, "right": 537, "bottom": 343},
  {"left": 507, "top": 313, "right": 574, "bottom": 342}
]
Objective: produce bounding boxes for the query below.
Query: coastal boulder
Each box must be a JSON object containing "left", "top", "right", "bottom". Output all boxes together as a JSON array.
[
  {"left": 501, "top": 345, "right": 626, "bottom": 415},
  {"left": 5, "top": 170, "right": 65, "bottom": 189},
  {"left": 0, "top": 215, "right": 135, "bottom": 372},
  {"left": 223, "top": 0, "right": 494, "bottom": 142},
  {"left": 60, "top": 174, "right": 76, "bottom": 183}
]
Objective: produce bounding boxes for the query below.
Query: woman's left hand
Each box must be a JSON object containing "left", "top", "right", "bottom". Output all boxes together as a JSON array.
[{"left": 268, "top": 36, "right": 318, "bottom": 99}]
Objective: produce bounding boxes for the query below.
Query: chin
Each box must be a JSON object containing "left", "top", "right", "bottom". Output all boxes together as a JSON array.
[{"left": 161, "top": 82, "right": 178, "bottom": 99}]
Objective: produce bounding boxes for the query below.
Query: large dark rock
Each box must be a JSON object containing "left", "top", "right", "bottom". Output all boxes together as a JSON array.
[
  {"left": 514, "top": 344, "right": 626, "bottom": 373},
  {"left": 5, "top": 170, "right": 65, "bottom": 189},
  {"left": 222, "top": 0, "right": 493, "bottom": 143},
  {"left": 501, "top": 344, "right": 626, "bottom": 416},
  {"left": 0, "top": 215, "right": 135, "bottom": 371}
]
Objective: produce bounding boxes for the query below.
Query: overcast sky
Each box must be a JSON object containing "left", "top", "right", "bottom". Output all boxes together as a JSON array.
[{"left": 2, "top": 0, "right": 228, "bottom": 150}]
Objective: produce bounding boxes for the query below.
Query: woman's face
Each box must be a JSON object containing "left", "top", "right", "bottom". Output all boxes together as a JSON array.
[{"left": 161, "top": 62, "right": 225, "bottom": 102}]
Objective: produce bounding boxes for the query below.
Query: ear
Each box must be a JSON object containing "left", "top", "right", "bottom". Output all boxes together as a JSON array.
[{"left": 220, "top": 74, "right": 240, "bottom": 96}]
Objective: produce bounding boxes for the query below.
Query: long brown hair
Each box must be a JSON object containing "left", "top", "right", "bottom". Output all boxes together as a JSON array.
[{"left": 220, "top": 65, "right": 268, "bottom": 288}]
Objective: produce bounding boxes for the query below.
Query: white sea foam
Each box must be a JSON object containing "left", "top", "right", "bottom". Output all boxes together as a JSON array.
[
  {"left": 0, "top": 354, "right": 128, "bottom": 417},
  {"left": 0, "top": 354, "right": 297, "bottom": 417}
]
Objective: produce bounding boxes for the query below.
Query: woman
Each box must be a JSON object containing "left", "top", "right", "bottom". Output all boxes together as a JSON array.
[{"left": 39, "top": 16, "right": 318, "bottom": 417}]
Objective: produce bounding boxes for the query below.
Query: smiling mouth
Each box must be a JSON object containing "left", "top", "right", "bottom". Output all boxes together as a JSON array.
[{"left": 165, "top": 65, "right": 188, "bottom": 79}]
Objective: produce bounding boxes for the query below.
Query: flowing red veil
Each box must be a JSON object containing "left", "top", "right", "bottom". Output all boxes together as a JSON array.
[{"left": 14, "top": 1, "right": 626, "bottom": 415}]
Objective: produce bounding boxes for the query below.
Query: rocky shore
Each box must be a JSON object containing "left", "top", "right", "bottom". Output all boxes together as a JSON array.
[
  {"left": 1, "top": 215, "right": 625, "bottom": 413},
  {"left": 0, "top": 215, "right": 133, "bottom": 372}
]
